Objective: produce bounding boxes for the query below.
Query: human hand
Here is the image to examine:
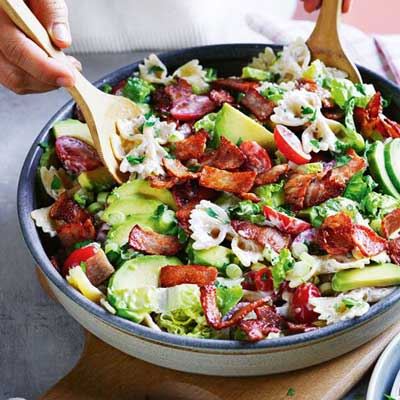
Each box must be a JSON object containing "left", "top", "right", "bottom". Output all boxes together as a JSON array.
[
  {"left": 302, "top": 0, "right": 352, "bottom": 13},
  {"left": 0, "top": 0, "right": 81, "bottom": 95}
]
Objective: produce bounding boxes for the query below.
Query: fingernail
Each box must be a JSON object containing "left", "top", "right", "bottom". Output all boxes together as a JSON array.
[
  {"left": 52, "top": 23, "right": 71, "bottom": 44},
  {"left": 56, "top": 76, "right": 74, "bottom": 87}
]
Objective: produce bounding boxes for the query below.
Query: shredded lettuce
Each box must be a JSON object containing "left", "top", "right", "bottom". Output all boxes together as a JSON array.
[
  {"left": 361, "top": 192, "right": 400, "bottom": 219},
  {"left": 308, "top": 197, "right": 360, "bottom": 228},
  {"left": 271, "top": 248, "right": 294, "bottom": 289},
  {"left": 343, "top": 172, "right": 377, "bottom": 203},
  {"left": 123, "top": 77, "right": 155, "bottom": 104},
  {"left": 228, "top": 200, "right": 265, "bottom": 224},
  {"left": 254, "top": 181, "right": 285, "bottom": 208},
  {"left": 329, "top": 78, "right": 375, "bottom": 109},
  {"left": 194, "top": 112, "right": 218, "bottom": 146},
  {"left": 216, "top": 285, "right": 243, "bottom": 315}
]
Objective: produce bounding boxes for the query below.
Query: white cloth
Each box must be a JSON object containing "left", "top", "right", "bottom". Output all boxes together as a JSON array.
[{"left": 66, "top": 0, "right": 296, "bottom": 53}]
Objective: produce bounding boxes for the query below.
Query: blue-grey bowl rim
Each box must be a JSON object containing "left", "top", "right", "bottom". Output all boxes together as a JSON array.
[{"left": 17, "top": 43, "right": 400, "bottom": 351}]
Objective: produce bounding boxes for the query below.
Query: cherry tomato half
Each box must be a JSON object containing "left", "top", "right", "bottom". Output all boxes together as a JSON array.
[
  {"left": 263, "top": 205, "right": 311, "bottom": 235},
  {"left": 62, "top": 244, "right": 98, "bottom": 276},
  {"left": 274, "top": 125, "right": 311, "bottom": 165},
  {"left": 242, "top": 267, "right": 273, "bottom": 292},
  {"left": 290, "top": 283, "right": 321, "bottom": 324}
]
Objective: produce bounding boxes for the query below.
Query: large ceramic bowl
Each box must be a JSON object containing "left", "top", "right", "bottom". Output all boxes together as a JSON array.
[{"left": 18, "top": 44, "right": 400, "bottom": 376}]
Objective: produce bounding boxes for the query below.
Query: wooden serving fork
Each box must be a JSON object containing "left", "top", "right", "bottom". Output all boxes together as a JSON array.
[
  {"left": 307, "top": 0, "right": 362, "bottom": 83},
  {"left": 0, "top": 0, "right": 142, "bottom": 183}
]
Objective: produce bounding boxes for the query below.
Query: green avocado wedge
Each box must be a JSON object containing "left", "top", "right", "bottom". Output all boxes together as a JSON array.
[
  {"left": 52, "top": 119, "right": 94, "bottom": 147},
  {"left": 214, "top": 103, "right": 275, "bottom": 149},
  {"left": 332, "top": 263, "right": 400, "bottom": 292},
  {"left": 102, "top": 195, "right": 162, "bottom": 226},
  {"left": 384, "top": 139, "right": 400, "bottom": 192},
  {"left": 108, "top": 179, "right": 177, "bottom": 210},
  {"left": 367, "top": 141, "right": 400, "bottom": 199}
]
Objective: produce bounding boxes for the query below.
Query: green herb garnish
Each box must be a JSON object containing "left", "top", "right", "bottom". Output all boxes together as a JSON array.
[
  {"left": 50, "top": 175, "right": 62, "bottom": 190},
  {"left": 126, "top": 155, "right": 145, "bottom": 165}
]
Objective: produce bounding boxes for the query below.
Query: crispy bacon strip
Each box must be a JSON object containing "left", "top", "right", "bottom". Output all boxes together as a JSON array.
[
  {"left": 238, "top": 192, "right": 261, "bottom": 203},
  {"left": 160, "top": 265, "right": 218, "bottom": 287},
  {"left": 200, "top": 285, "right": 268, "bottom": 329},
  {"left": 202, "top": 137, "right": 246, "bottom": 170},
  {"left": 318, "top": 212, "right": 387, "bottom": 257},
  {"left": 50, "top": 192, "right": 91, "bottom": 224},
  {"left": 174, "top": 130, "right": 208, "bottom": 161},
  {"left": 172, "top": 180, "right": 218, "bottom": 207},
  {"left": 317, "top": 213, "right": 355, "bottom": 256},
  {"left": 129, "top": 225, "right": 182, "bottom": 256},
  {"left": 231, "top": 220, "right": 290, "bottom": 253},
  {"left": 240, "top": 140, "right": 272, "bottom": 175},
  {"left": 240, "top": 89, "right": 275, "bottom": 122},
  {"left": 239, "top": 305, "right": 283, "bottom": 342},
  {"left": 213, "top": 78, "right": 259, "bottom": 93},
  {"left": 355, "top": 92, "right": 400, "bottom": 139},
  {"left": 388, "top": 237, "right": 400, "bottom": 264},
  {"left": 255, "top": 164, "right": 289, "bottom": 186},
  {"left": 85, "top": 249, "right": 115, "bottom": 286},
  {"left": 149, "top": 175, "right": 179, "bottom": 189},
  {"left": 352, "top": 224, "right": 387, "bottom": 257},
  {"left": 382, "top": 209, "right": 400, "bottom": 239},
  {"left": 57, "top": 219, "right": 96, "bottom": 248},
  {"left": 163, "top": 158, "right": 199, "bottom": 180},
  {"left": 175, "top": 201, "right": 197, "bottom": 234},
  {"left": 209, "top": 89, "right": 234, "bottom": 107},
  {"left": 285, "top": 150, "right": 366, "bottom": 210},
  {"left": 199, "top": 166, "right": 256, "bottom": 194}
]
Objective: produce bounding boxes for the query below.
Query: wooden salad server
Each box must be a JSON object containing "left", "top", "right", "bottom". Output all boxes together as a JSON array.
[
  {"left": 0, "top": 0, "right": 142, "bottom": 183},
  {"left": 306, "top": 0, "right": 362, "bottom": 83}
]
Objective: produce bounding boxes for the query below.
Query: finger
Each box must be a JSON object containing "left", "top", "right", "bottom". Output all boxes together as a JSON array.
[
  {"left": 303, "top": 0, "right": 322, "bottom": 13},
  {"left": 0, "top": 52, "right": 58, "bottom": 94},
  {"left": 28, "top": 0, "right": 71, "bottom": 49},
  {"left": 0, "top": 9, "right": 75, "bottom": 88},
  {"left": 67, "top": 55, "right": 82, "bottom": 72},
  {"left": 342, "top": 0, "right": 352, "bottom": 13}
]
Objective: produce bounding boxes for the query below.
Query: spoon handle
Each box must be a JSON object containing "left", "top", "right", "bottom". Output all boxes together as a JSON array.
[{"left": 0, "top": 0, "right": 96, "bottom": 94}]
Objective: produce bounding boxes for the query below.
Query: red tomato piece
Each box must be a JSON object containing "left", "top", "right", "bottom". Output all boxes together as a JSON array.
[
  {"left": 263, "top": 205, "right": 311, "bottom": 235},
  {"left": 62, "top": 244, "right": 98, "bottom": 276},
  {"left": 242, "top": 268, "right": 273, "bottom": 292},
  {"left": 274, "top": 125, "right": 311, "bottom": 165},
  {"left": 290, "top": 283, "right": 321, "bottom": 324},
  {"left": 55, "top": 136, "right": 102, "bottom": 174}
]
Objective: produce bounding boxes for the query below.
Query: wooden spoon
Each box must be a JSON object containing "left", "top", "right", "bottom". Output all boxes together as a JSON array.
[
  {"left": 0, "top": 0, "right": 142, "bottom": 183},
  {"left": 306, "top": 0, "right": 362, "bottom": 83}
]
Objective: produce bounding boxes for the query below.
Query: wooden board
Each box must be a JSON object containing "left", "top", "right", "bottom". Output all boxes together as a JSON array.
[{"left": 36, "top": 269, "right": 400, "bottom": 400}]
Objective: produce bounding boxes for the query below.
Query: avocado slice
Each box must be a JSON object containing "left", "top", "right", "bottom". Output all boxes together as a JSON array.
[
  {"left": 105, "top": 213, "right": 159, "bottom": 250},
  {"left": 78, "top": 167, "right": 115, "bottom": 192},
  {"left": 102, "top": 195, "right": 162, "bottom": 226},
  {"left": 190, "top": 245, "right": 232, "bottom": 270},
  {"left": 367, "top": 141, "right": 400, "bottom": 199},
  {"left": 108, "top": 179, "right": 177, "bottom": 210},
  {"left": 53, "top": 119, "right": 94, "bottom": 147},
  {"left": 214, "top": 103, "right": 275, "bottom": 149},
  {"left": 384, "top": 139, "right": 400, "bottom": 193},
  {"left": 332, "top": 263, "right": 400, "bottom": 292},
  {"left": 109, "top": 255, "right": 182, "bottom": 291}
]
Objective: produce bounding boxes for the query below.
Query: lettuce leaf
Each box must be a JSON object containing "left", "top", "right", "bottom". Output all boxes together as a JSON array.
[
  {"left": 271, "top": 248, "right": 294, "bottom": 289},
  {"left": 343, "top": 172, "right": 377, "bottom": 203},
  {"left": 216, "top": 285, "right": 243, "bottom": 315},
  {"left": 329, "top": 78, "right": 375, "bottom": 109},
  {"left": 228, "top": 200, "right": 265, "bottom": 224},
  {"left": 123, "top": 77, "right": 155, "bottom": 103},
  {"left": 254, "top": 181, "right": 285, "bottom": 208},
  {"left": 361, "top": 192, "right": 400, "bottom": 219}
]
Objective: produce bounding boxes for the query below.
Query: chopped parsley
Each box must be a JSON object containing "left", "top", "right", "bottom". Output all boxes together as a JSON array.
[
  {"left": 287, "top": 387, "right": 296, "bottom": 397},
  {"left": 335, "top": 154, "right": 351, "bottom": 167},
  {"left": 126, "top": 155, "right": 145, "bottom": 165},
  {"left": 187, "top": 164, "right": 201, "bottom": 172},
  {"left": 335, "top": 298, "right": 363, "bottom": 313},
  {"left": 301, "top": 106, "right": 317, "bottom": 122},
  {"left": 205, "top": 67, "right": 217, "bottom": 82},
  {"left": 50, "top": 175, "right": 62, "bottom": 190},
  {"left": 261, "top": 86, "right": 285, "bottom": 102},
  {"left": 148, "top": 65, "right": 165, "bottom": 75},
  {"left": 80, "top": 261, "right": 87, "bottom": 273},
  {"left": 101, "top": 83, "right": 113, "bottom": 94},
  {"left": 236, "top": 137, "right": 243, "bottom": 146},
  {"left": 206, "top": 207, "right": 219, "bottom": 219},
  {"left": 310, "top": 139, "right": 320, "bottom": 149},
  {"left": 177, "top": 227, "right": 189, "bottom": 244},
  {"left": 341, "top": 298, "right": 362, "bottom": 309}
]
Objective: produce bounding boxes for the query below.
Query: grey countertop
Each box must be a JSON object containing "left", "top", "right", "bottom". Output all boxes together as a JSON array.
[{"left": 0, "top": 51, "right": 369, "bottom": 400}]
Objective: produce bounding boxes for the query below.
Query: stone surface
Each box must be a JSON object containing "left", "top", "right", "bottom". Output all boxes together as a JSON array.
[{"left": 0, "top": 51, "right": 368, "bottom": 400}]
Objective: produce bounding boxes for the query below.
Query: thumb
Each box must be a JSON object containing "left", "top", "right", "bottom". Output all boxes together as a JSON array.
[{"left": 28, "top": 0, "right": 71, "bottom": 49}]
